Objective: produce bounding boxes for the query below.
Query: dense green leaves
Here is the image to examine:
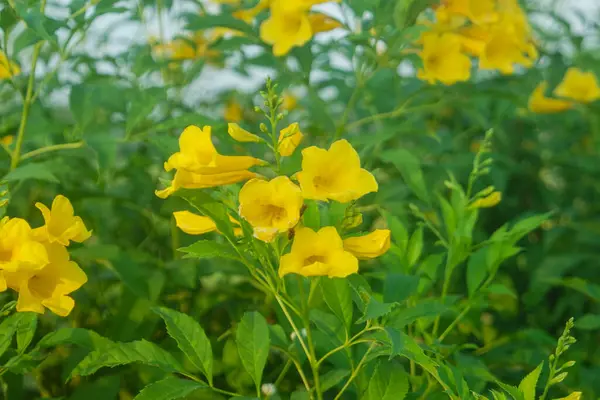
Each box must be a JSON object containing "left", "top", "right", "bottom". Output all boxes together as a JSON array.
[{"left": 364, "top": 360, "right": 409, "bottom": 400}]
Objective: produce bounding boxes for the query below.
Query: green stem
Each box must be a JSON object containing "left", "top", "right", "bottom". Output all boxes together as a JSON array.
[
  {"left": 438, "top": 304, "right": 471, "bottom": 343},
  {"left": 333, "top": 343, "right": 376, "bottom": 400},
  {"left": 298, "top": 279, "right": 323, "bottom": 400},
  {"left": 346, "top": 102, "right": 442, "bottom": 131},
  {"left": 274, "top": 359, "right": 292, "bottom": 388},
  {"left": 432, "top": 253, "right": 453, "bottom": 337},
  {"left": 20, "top": 141, "right": 85, "bottom": 161}
]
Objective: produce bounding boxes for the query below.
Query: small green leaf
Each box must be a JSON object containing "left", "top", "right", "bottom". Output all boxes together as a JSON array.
[
  {"left": 406, "top": 226, "right": 424, "bottom": 266},
  {"left": 381, "top": 149, "right": 430, "bottom": 203},
  {"left": 153, "top": 307, "right": 213, "bottom": 384},
  {"left": 384, "top": 327, "right": 404, "bottom": 359},
  {"left": 184, "top": 13, "right": 255, "bottom": 36},
  {"left": 178, "top": 240, "right": 239, "bottom": 261},
  {"left": 302, "top": 200, "right": 321, "bottom": 230},
  {"left": 133, "top": 376, "right": 207, "bottom": 400},
  {"left": 518, "top": 362, "right": 543, "bottom": 400},
  {"left": 16, "top": 312, "right": 37, "bottom": 354},
  {"left": 382, "top": 211, "right": 409, "bottom": 254},
  {"left": 486, "top": 283, "right": 518, "bottom": 299},
  {"left": 321, "top": 278, "right": 353, "bottom": 332},
  {"left": 236, "top": 312, "right": 270, "bottom": 393},
  {"left": 0, "top": 313, "right": 25, "bottom": 358},
  {"left": 4, "top": 162, "right": 59, "bottom": 183},
  {"left": 357, "top": 298, "right": 396, "bottom": 323},
  {"left": 364, "top": 359, "right": 409, "bottom": 400},
  {"left": 575, "top": 314, "right": 600, "bottom": 330},
  {"left": 290, "top": 392, "right": 310, "bottom": 400},
  {"left": 467, "top": 247, "right": 488, "bottom": 297}
]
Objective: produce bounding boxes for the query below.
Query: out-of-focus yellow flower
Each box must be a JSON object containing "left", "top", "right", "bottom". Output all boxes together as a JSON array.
[
  {"left": 478, "top": 29, "right": 537, "bottom": 74},
  {"left": 470, "top": 191, "right": 502, "bottom": 209},
  {"left": 343, "top": 229, "right": 390, "bottom": 260},
  {"left": 239, "top": 177, "right": 303, "bottom": 242},
  {"left": 174, "top": 211, "right": 243, "bottom": 236},
  {"left": 528, "top": 82, "right": 573, "bottom": 114},
  {"left": 456, "top": 25, "right": 490, "bottom": 56},
  {"left": 33, "top": 195, "right": 92, "bottom": 246},
  {"left": 232, "top": 0, "right": 270, "bottom": 23},
  {"left": 156, "top": 169, "right": 258, "bottom": 199},
  {"left": 282, "top": 93, "right": 299, "bottom": 111},
  {"left": 164, "top": 125, "right": 264, "bottom": 174},
  {"left": 297, "top": 139, "right": 378, "bottom": 203},
  {"left": 554, "top": 68, "right": 600, "bottom": 104},
  {"left": 279, "top": 226, "right": 358, "bottom": 278},
  {"left": 1, "top": 135, "right": 14, "bottom": 146},
  {"left": 224, "top": 100, "right": 244, "bottom": 123},
  {"left": 438, "top": 0, "right": 498, "bottom": 25},
  {"left": 417, "top": 32, "right": 471, "bottom": 85},
  {"left": 154, "top": 33, "right": 220, "bottom": 62},
  {"left": 308, "top": 13, "right": 342, "bottom": 34},
  {"left": 278, "top": 122, "right": 304, "bottom": 157},
  {"left": 278, "top": 0, "right": 338, "bottom": 13},
  {"left": 557, "top": 393, "right": 581, "bottom": 400},
  {"left": 5, "top": 242, "right": 87, "bottom": 316},
  {"left": 0, "top": 51, "right": 20, "bottom": 80},
  {"left": 228, "top": 123, "right": 261, "bottom": 143},
  {"left": 260, "top": 3, "right": 312, "bottom": 56}
]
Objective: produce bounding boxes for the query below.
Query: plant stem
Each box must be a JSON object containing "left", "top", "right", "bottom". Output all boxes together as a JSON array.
[
  {"left": 20, "top": 141, "right": 85, "bottom": 161},
  {"left": 346, "top": 102, "right": 442, "bottom": 131},
  {"left": 438, "top": 304, "right": 471, "bottom": 343},
  {"left": 298, "top": 279, "right": 323, "bottom": 400},
  {"left": 432, "top": 253, "right": 453, "bottom": 337},
  {"left": 333, "top": 343, "right": 376, "bottom": 400}
]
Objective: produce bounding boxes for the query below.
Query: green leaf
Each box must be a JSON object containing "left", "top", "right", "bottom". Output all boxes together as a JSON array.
[
  {"left": 467, "top": 247, "right": 488, "bottom": 297},
  {"left": 70, "top": 340, "right": 184, "bottom": 379},
  {"left": 389, "top": 299, "right": 452, "bottom": 328},
  {"left": 406, "top": 226, "right": 424, "bottom": 266},
  {"left": 357, "top": 298, "right": 396, "bottom": 323},
  {"left": 309, "top": 310, "right": 345, "bottom": 343},
  {"left": 133, "top": 376, "right": 207, "bottom": 400},
  {"left": 0, "top": 313, "right": 24, "bottom": 358},
  {"left": 364, "top": 360, "right": 409, "bottom": 400},
  {"left": 302, "top": 201, "right": 321, "bottom": 230},
  {"left": 37, "top": 328, "right": 114, "bottom": 350},
  {"left": 518, "top": 362, "right": 543, "bottom": 400},
  {"left": 575, "top": 314, "right": 600, "bottom": 330},
  {"left": 347, "top": 274, "right": 372, "bottom": 313},
  {"left": 290, "top": 392, "right": 310, "bottom": 400},
  {"left": 13, "top": 4, "right": 61, "bottom": 47},
  {"left": 384, "top": 327, "right": 404, "bottom": 359},
  {"left": 16, "top": 313, "right": 37, "bottom": 354},
  {"left": 178, "top": 240, "right": 239, "bottom": 261},
  {"left": 383, "top": 211, "right": 409, "bottom": 253},
  {"left": 381, "top": 149, "right": 430, "bottom": 203},
  {"left": 321, "top": 278, "right": 353, "bottom": 332},
  {"left": 320, "top": 369, "right": 350, "bottom": 392},
  {"left": 184, "top": 13, "right": 255, "bottom": 36},
  {"left": 235, "top": 312, "right": 270, "bottom": 393},
  {"left": 486, "top": 283, "right": 518, "bottom": 299},
  {"left": 3, "top": 162, "right": 59, "bottom": 183},
  {"left": 384, "top": 273, "right": 419, "bottom": 304},
  {"left": 68, "top": 375, "right": 121, "bottom": 400},
  {"left": 153, "top": 307, "right": 213, "bottom": 384},
  {"left": 508, "top": 213, "right": 553, "bottom": 242}
]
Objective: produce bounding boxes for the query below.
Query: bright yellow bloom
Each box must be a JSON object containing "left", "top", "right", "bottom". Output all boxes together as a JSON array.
[
  {"left": 554, "top": 68, "right": 600, "bottom": 104},
  {"left": 438, "top": 0, "right": 498, "bottom": 25},
  {"left": 260, "top": 3, "right": 312, "bottom": 56},
  {"left": 343, "top": 229, "right": 391, "bottom": 260},
  {"left": 228, "top": 123, "right": 261, "bottom": 143},
  {"left": 417, "top": 32, "right": 471, "bottom": 85},
  {"left": 279, "top": 226, "right": 358, "bottom": 278},
  {"left": 282, "top": 93, "right": 299, "bottom": 111},
  {"left": 34, "top": 195, "right": 92, "bottom": 246},
  {"left": 470, "top": 191, "right": 502, "bottom": 209},
  {"left": 528, "top": 82, "right": 573, "bottom": 114},
  {"left": 278, "top": 122, "right": 304, "bottom": 157},
  {"left": 0, "top": 52, "right": 20, "bottom": 80},
  {"left": 478, "top": 30, "right": 537, "bottom": 74},
  {"left": 164, "top": 125, "right": 264, "bottom": 173},
  {"left": 5, "top": 242, "right": 87, "bottom": 316},
  {"left": 0, "top": 217, "right": 48, "bottom": 291},
  {"left": 174, "top": 211, "right": 243, "bottom": 236},
  {"left": 308, "top": 13, "right": 342, "bottom": 34},
  {"left": 296, "top": 140, "right": 378, "bottom": 203},
  {"left": 224, "top": 100, "right": 244, "bottom": 122},
  {"left": 239, "top": 177, "right": 303, "bottom": 242},
  {"left": 154, "top": 33, "right": 219, "bottom": 62},
  {"left": 277, "top": 0, "right": 337, "bottom": 13},
  {"left": 156, "top": 169, "right": 258, "bottom": 199}
]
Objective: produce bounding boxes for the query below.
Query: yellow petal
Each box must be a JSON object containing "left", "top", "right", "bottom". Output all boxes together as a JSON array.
[
  {"left": 278, "top": 122, "right": 304, "bottom": 157},
  {"left": 228, "top": 123, "right": 262, "bottom": 143},
  {"left": 470, "top": 191, "right": 502, "bottom": 209},
  {"left": 343, "top": 229, "right": 391, "bottom": 260},
  {"left": 260, "top": 8, "right": 313, "bottom": 57},
  {"left": 528, "top": 82, "right": 573, "bottom": 114},
  {"left": 173, "top": 211, "right": 217, "bottom": 235},
  {"left": 308, "top": 13, "right": 342, "bottom": 34},
  {"left": 554, "top": 68, "right": 600, "bottom": 103}
]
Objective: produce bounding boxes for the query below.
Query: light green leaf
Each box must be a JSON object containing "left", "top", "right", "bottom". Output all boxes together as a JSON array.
[
  {"left": 153, "top": 307, "right": 213, "bottom": 384},
  {"left": 518, "top": 362, "right": 543, "bottom": 400},
  {"left": 302, "top": 200, "right": 321, "bottom": 230},
  {"left": 467, "top": 247, "right": 488, "bottom": 297},
  {"left": 70, "top": 340, "right": 184, "bottom": 379},
  {"left": 16, "top": 312, "right": 37, "bottom": 354},
  {"left": 486, "top": 283, "right": 518, "bottom": 299},
  {"left": 290, "top": 392, "right": 310, "bottom": 400},
  {"left": 320, "top": 369, "right": 350, "bottom": 392},
  {"left": 133, "top": 376, "right": 207, "bottom": 400},
  {"left": 3, "top": 162, "right": 59, "bottom": 183},
  {"left": 389, "top": 299, "right": 452, "bottom": 328},
  {"left": 364, "top": 360, "right": 409, "bottom": 400},
  {"left": 0, "top": 313, "right": 25, "bottom": 358},
  {"left": 383, "top": 211, "right": 409, "bottom": 254},
  {"left": 575, "top": 314, "right": 600, "bottom": 330},
  {"left": 321, "top": 278, "right": 353, "bottom": 332},
  {"left": 236, "top": 312, "right": 270, "bottom": 393},
  {"left": 178, "top": 240, "right": 239, "bottom": 261},
  {"left": 406, "top": 226, "right": 424, "bottom": 266}
]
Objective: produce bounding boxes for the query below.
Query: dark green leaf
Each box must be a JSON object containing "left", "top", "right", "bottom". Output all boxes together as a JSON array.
[
  {"left": 357, "top": 298, "right": 396, "bottom": 323},
  {"left": 3, "top": 162, "right": 59, "bottom": 183},
  {"left": 16, "top": 312, "right": 37, "bottom": 353},
  {"left": 68, "top": 375, "right": 121, "bottom": 400},
  {"left": 384, "top": 327, "right": 404, "bottom": 359},
  {"left": 235, "top": 312, "right": 270, "bottom": 392},
  {"left": 406, "top": 226, "right": 424, "bottom": 266},
  {"left": 320, "top": 369, "right": 350, "bottom": 392},
  {"left": 133, "top": 376, "right": 207, "bottom": 400},
  {"left": 178, "top": 240, "right": 239, "bottom": 261},
  {"left": 364, "top": 360, "right": 409, "bottom": 400},
  {"left": 384, "top": 273, "right": 419, "bottom": 304},
  {"left": 467, "top": 247, "right": 488, "bottom": 297},
  {"left": 37, "top": 328, "right": 114, "bottom": 350},
  {"left": 321, "top": 278, "right": 353, "bottom": 332},
  {"left": 575, "top": 314, "right": 600, "bottom": 330},
  {"left": 381, "top": 149, "right": 430, "bottom": 203},
  {"left": 184, "top": 13, "right": 255, "bottom": 36},
  {"left": 0, "top": 313, "right": 25, "bottom": 358}
]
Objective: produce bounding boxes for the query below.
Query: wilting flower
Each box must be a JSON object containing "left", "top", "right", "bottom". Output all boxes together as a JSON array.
[
  {"left": 224, "top": 100, "right": 244, "bottom": 123},
  {"left": 528, "top": 82, "right": 573, "bottom": 114},
  {"left": 239, "top": 177, "right": 303, "bottom": 242},
  {"left": 417, "top": 32, "right": 471, "bottom": 85},
  {"left": 296, "top": 139, "right": 378, "bottom": 203},
  {"left": 0, "top": 51, "right": 20, "bottom": 80},
  {"left": 279, "top": 226, "right": 358, "bottom": 278},
  {"left": 156, "top": 169, "right": 258, "bottom": 199},
  {"left": 470, "top": 191, "right": 502, "bottom": 209},
  {"left": 174, "top": 211, "right": 243, "bottom": 236},
  {"left": 278, "top": 122, "right": 304, "bottom": 157},
  {"left": 34, "top": 195, "right": 92, "bottom": 246},
  {"left": 228, "top": 123, "right": 262, "bottom": 143},
  {"left": 554, "top": 68, "right": 600, "bottom": 104},
  {"left": 343, "top": 229, "right": 391, "bottom": 260},
  {"left": 5, "top": 242, "right": 87, "bottom": 316}
]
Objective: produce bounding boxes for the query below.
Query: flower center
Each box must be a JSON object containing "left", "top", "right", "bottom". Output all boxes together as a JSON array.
[
  {"left": 0, "top": 247, "right": 12, "bottom": 263},
  {"left": 264, "top": 205, "right": 286, "bottom": 223},
  {"left": 313, "top": 176, "right": 332, "bottom": 190},
  {"left": 28, "top": 274, "right": 54, "bottom": 299},
  {"left": 303, "top": 255, "right": 326, "bottom": 266}
]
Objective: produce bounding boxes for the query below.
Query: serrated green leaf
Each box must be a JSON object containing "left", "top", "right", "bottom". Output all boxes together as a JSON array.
[
  {"left": 518, "top": 362, "right": 543, "bottom": 400},
  {"left": 357, "top": 298, "right": 396, "bottom": 323},
  {"left": 133, "top": 376, "right": 207, "bottom": 400},
  {"left": 235, "top": 312, "right": 270, "bottom": 393},
  {"left": 0, "top": 313, "right": 25, "bottom": 358},
  {"left": 153, "top": 307, "right": 213, "bottom": 384},
  {"left": 384, "top": 327, "right": 404, "bottom": 359},
  {"left": 178, "top": 240, "right": 239, "bottom": 261},
  {"left": 364, "top": 359, "right": 409, "bottom": 400},
  {"left": 37, "top": 328, "right": 114, "bottom": 350},
  {"left": 321, "top": 278, "right": 353, "bottom": 332},
  {"left": 16, "top": 312, "right": 37, "bottom": 354}
]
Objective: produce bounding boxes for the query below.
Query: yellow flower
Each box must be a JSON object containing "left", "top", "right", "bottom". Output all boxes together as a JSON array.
[
  {"left": 417, "top": 32, "right": 471, "bottom": 85},
  {"left": 478, "top": 30, "right": 537, "bottom": 74},
  {"left": 224, "top": 100, "right": 244, "bottom": 122},
  {"left": 282, "top": 93, "right": 299, "bottom": 111},
  {"left": 0, "top": 51, "right": 20, "bottom": 80},
  {"left": 164, "top": 125, "right": 264, "bottom": 173},
  {"left": 438, "top": 0, "right": 498, "bottom": 25},
  {"left": 228, "top": 123, "right": 261, "bottom": 143},
  {"left": 308, "top": 13, "right": 342, "bottom": 34},
  {"left": 278, "top": 122, "right": 304, "bottom": 157},
  {"left": 296, "top": 139, "right": 378, "bottom": 203},
  {"left": 156, "top": 169, "right": 258, "bottom": 199},
  {"left": 279, "top": 226, "right": 358, "bottom": 278},
  {"left": 0, "top": 217, "right": 48, "bottom": 290},
  {"left": 259, "top": 3, "right": 312, "bottom": 56},
  {"left": 239, "top": 177, "right": 303, "bottom": 242},
  {"left": 343, "top": 229, "right": 391, "bottom": 260},
  {"left": 554, "top": 68, "right": 600, "bottom": 104},
  {"left": 5, "top": 242, "right": 87, "bottom": 316},
  {"left": 557, "top": 393, "right": 581, "bottom": 400},
  {"left": 34, "top": 195, "right": 92, "bottom": 246},
  {"left": 277, "top": 0, "right": 337, "bottom": 13},
  {"left": 174, "top": 211, "right": 243, "bottom": 236},
  {"left": 154, "top": 33, "right": 220, "bottom": 62},
  {"left": 470, "top": 191, "right": 502, "bottom": 209},
  {"left": 528, "top": 82, "right": 573, "bottom": 114}
]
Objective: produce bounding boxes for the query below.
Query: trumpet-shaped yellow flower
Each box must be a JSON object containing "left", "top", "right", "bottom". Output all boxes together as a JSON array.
[
  {"left": 174, "top": 211, "right": 243, "bottom": 236},
  {"left": 417, "top": 32, "right": 471, "bottom": 85},
  {"left": 278, "top": 0, "right": 337, "bottom": 13},
  {"left": 279, "top": 226, "right": 358, "bottom": 278},
  {"left": 308, "top": 13, "right": 342, "bottom": 34},
  {"left": 528, "top": 82, "right": 573, "bottom": 114},
  {"left": 554, "top": 68, "right": 600, "bottom": 104},
  {"left": 478, "top": 30, "right": 536, "bottom": 74},
  {"left": 228, "top": 123, "right": 261, "bottom": 143},
  {"left": 0, "top": 218, "right": 48, "bottom": 290},
  {"left": 5, "top": 242, "right": 87, "bottom": 316},
  {"left": 297, "top": 140, "right": 378, "bottom": 203},
  {"left": 34, "top": 195, "right": 92, "bottom": 246},
  {"left": 164, "top": 125, "right": 264, "bottom": 173},
  {"left": 343, "top": 229, "right": 391, "bottom": 260},
  {"left": 224, "top": 100, "right": 244, "bottom": 122},
  {"left": 438, "top": 0, "right": 498, "bottom": 25},
  {"left": 239, "top": 177, "right": 303, "bottom": 242},
  {"left": 278, "top": 122, "right": 304, "bottom": 157},
  {"left": 0, "top": 52, "right": 20, "bottom": 80},
  {"left": 156, "top": 169, "right": 258, "bottom": 199},
  {"left": 470, "top": 191, "right": 502, "bottom": 209},
  {"left": 260, "top": 3, "right": 312, "bottom": 56}
]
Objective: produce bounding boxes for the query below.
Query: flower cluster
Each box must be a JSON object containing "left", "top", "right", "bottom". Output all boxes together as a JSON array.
[
  {"left": 0, "top": 196, "right": 90, "bottom": 316},
  {"left": 417, "top": 0, "right": 537, "bottom": 85},
  {"left": 158, "top": 85, "right": 390, "bottom": 279},
  {"left": 528, "top": 68, "right": 600, "bottom": 114}
]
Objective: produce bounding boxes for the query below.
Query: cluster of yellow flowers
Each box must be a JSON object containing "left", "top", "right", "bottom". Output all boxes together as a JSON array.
[
  {"left": 0, "top": 196, "right": 90, "bottom": 316},
  {"left": 417, "top": 0, "right": 537, "bottom": 85},
  {"left": 158, "top": 119, "right": 390, "bottom": 278},
  {"left": 528, "top": 67, "right": 600, "bottom": 114}
]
